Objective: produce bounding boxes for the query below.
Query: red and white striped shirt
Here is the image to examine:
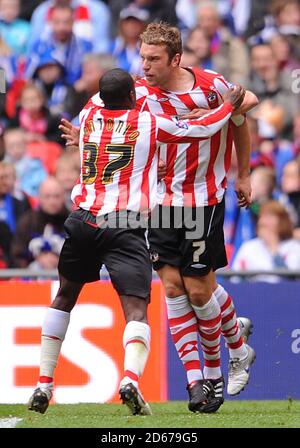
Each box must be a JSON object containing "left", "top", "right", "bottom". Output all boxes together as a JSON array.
[
  {"left": 71, "top": 101, "right": 233, "bottom": 217},
  {"left": 135, "top": 67, "right": 237, "bottom": 207}
]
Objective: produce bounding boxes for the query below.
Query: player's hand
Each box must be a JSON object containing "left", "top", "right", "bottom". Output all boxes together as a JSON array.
[
  {"left": 224, "top": 85, "right": 246, "bottom": 110},
  {"left": 235, "top": 175, "right": 252, "bottom": 208},
  {"left": 179, "top": 108, "right": 208, "bottom": 120},
  {"left": 158, "top": 159, "right": 166, "bottom": 181},
  {"left": 59, "top": 118, "right": 80, "bottom": 146}
]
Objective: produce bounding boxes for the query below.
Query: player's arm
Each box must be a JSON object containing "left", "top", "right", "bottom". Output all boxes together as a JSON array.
[
  {"left": 156, "top": 86, "right": 244, "bottom": 143},
  {"left": 232, "top": 118, "right": 252, "bottom": 208}
]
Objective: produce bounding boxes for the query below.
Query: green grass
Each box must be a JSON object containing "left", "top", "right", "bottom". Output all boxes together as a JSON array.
[{"left": 0, "top": 401, "right": 300, "bottom": 428}]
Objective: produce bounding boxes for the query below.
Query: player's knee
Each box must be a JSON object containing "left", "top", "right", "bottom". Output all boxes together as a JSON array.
[
  {"left": 187, "top": 285, "right": 213, "bottom": 306},
  {"left": 164, "top": 282, "right": 186, "bottom": 298}
]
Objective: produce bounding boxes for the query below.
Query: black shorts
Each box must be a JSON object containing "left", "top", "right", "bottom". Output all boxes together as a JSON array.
[
  {"left": 58, "top": 209, "right": 152, "bottom": 299},
  {"left": 148, "top": 199, "right": 227, "bottom": 277}
]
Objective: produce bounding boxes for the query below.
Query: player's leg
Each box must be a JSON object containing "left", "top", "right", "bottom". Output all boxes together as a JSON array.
[
  {"left": 28, "top": 275, "right": 84, "bottom": 414},
  {"left": 104, "top": 225, "right": 153, "bottom": 415},
  {"left": 212, "top": 280, "right": 256, "bottom": 395},
  {"left": 28, "top": 210, "right": 100, "bottom": 414},
  {"left": 118, "top": 294, "right": 152, "bottom": 415},
  {"left": 180, "top": 203, "right": 227, "bottom": 412},
  {"left": 182, "top": 271, "right": 223, "bottom": 412},
  {"left": 148, "top": 207, "right": 209, "bottom": 410},
  {"left": 157, "top": 264, "right": 204, "bottom": 386}
]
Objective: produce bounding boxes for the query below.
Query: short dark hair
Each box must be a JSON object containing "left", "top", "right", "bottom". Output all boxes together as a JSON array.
[{"left": 99, "top": 68, "right": 134, "bottom": 105}]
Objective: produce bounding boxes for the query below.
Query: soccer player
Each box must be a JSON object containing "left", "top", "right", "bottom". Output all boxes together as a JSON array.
[
  {"left": 28, "top": 68, "right": 244, "bottom": 416},
  {"left": 59, "top": 23, "right": 257, "bottom": 413},
  {"left": 137, "top": 23, "right": 257, "bottom": 412}
]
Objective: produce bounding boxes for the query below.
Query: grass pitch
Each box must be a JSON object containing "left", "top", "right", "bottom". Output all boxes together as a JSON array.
[{"left": 0, "top": 400, "right": 299, "bottom": 428}]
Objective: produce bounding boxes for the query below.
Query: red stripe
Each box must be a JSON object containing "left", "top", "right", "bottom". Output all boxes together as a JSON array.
[
  {"left": 197, "top": 314, "right": 221, "bottom": 328},
  {"left": 125, "top": 339, "right": 147, "bottom": 348},
  {"left": 184, "top": 360, "right": 201, "bottom": 371},
  {"left": 90, "top": 108, "right": 117, "bottom": 214},
  {"left": 124, "top": 370, "right": 139, "bottom": 382},
  {"left": 168, "top": 311, "right": 196, "bottom": 327},
  {"left": 181, "top": 141, "right": 199, "bottom": 207},
  {"left": 154, "top": 91, "right": 178, "bottom": 206},
  {"left": 201, "top": 341, "right": 220, "bottom": 351},
  {"left": 176, "top": 92, "right": 198, "bottom": 110},
  {"left": 39, "top": 376, "right": 53, "bottom": 383},
  {"left": 178, "top": 340, "right": 198, "bottom": 354},
  {"left": 85, "top": 220, "right": 98, "bottom": 228},
  {"left": 222, "top": 309, "right": 236, "bottom": 325},
  {"left": 220, "top": 295, "right": 231, "bottom": 313},
  {"left": 222, "top": 324, "right": 238, "bottom": 337},
  {"left": 199, "top": 328, "right": 221, "bottom": 342},
  {"left": 116, "top": 109, "right": 138, "bottom": 211},
  {"left": 204, "top": 359, "right": 220, "bottom": 367},
  {"left": 139, "top": 113, "right": 157, "bottom": 211},
  {"left": 73, "top": 106, "right": 96, "bottom": 208},
  {"left": 227, "top": 339, "right": 243, "bottom": 349},
  {"left": 206, "top": 131, "right": 220, "bottom": 205},
  {"left": 42, "top": 334, "right": 60, "bottom": 340},
  {"left": 171, "top": 324, "right": 198, "bottom": 344}
]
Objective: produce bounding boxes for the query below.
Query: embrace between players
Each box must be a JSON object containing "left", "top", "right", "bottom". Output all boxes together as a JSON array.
[{"left": 29, "top": 22, "right": 257, "bottom": 416}]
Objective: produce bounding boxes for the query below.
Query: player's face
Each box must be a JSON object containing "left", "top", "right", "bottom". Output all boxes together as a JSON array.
[{"left": 140, "top": 43, "right": 179, "bottom": 88}]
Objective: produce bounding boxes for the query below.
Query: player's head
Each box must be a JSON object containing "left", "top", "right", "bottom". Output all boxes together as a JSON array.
[
  {"left": 99, "top": 68, "right": 136, "bottom": 109},
  {"left": 140, "top": 22, "right": 182, "bottom": 87}
]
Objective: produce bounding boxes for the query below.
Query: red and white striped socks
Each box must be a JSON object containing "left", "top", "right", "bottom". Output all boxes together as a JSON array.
[
  {"left": 121, "top": 321, "right": 151, "bottom": 388},
  {"left": 191, "top": 294, "right": 222, "bottom": 379},
  {"left": 166, "top": 295, "right": 203, "bottom": 384},
  {"left": 214, "top": 285, "right": 248, "bottom": 360}
]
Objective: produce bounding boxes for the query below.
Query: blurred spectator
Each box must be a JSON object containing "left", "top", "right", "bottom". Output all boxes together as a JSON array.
[
  {"left": 177, "top": 0, "right": 253, "bottom": 37},
  {"left": 29, "top": 0, "right": 111, "bottom": 53},
  {"left": 111, "top": 5, "right": 149, "bottom": 75},
  {"left": 27, "top": 226, "right": 65, "bottom": 271},
  {"left": 248, "top": 43, "right": 298, "bottom": 139},
  {"left": 3, "top": 127, "right": 47, "bottom": 198},
  {"left": 109, "top": 0, "right": 177, "bottom": 36},
  {"left": 9, "top": 83, "right": 62, "bottom": 144},
  {"left": 293, "top": 112, "right": 300, "bottom": 156},
  {"left": 26, "top": 3, "right": 93, "bottom": 84},
  {"left": 11, "top": 176, "right": 69, "bottom": 268},
  {"left": 228, "top": 166, "right": 277, "bottom": 261},
  {"left": 0, "top": 124, "right": 4, "bottom": 160},
  {"left": 279, "top": 160, "right": 300, "bottom": 237},
  {"left": 180, "top": 46, "right": 201, "bottom": 68},
  {"left": 196, "top": 0, "right": 249, "bottom": 84},
  {"left": 19, "top": 1, "right": 43, "bottom": 22},
  {"left": 269, "top": 33, "right": 300, "bottom": 72},
  {"left": 0, "top": 161, "right": 31, "bottom": 266},
  {"left": 270, "top": 0, "right": 300, "bottom": 62},
  {"left": 64, "top": 53, "right": 116, "bottom": 121},
  {"left": 248, "top": 116, "right": 294, "bottom": 184},
  {"left": 183, "top": 27, "right": 211, "bottom": 69},
  {"left": 0, "top": 0, "right": 30, "bottom": 56},
  {"left": 55, "top": 150, "right": 80, "bottom": 210},
  {"left": 32, "top": 51, "right": 69, "bottom": 116},
  {"left": 244, "top": 0, "right": 272, "bottom": 39},
  {"left": 232, "top": 200, "right": 300, "bottom": 281}
]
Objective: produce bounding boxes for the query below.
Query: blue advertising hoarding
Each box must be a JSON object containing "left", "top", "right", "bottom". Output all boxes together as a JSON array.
[{"left": 167, "top": 281, "right": 300, "bottom": 400}]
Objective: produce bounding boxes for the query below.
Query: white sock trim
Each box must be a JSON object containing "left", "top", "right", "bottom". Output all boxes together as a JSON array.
[
  {"left": 42, "top": 308, "right": 70, "bottom": 341},
  {"left": 123, "top": 321, "right": 151, "bottom": 350},
  {"left": 213, "top": 284, "right": 228, "bottom": 306},
  {"left": 191, "top": 294, "right": 220, "bottom": 318}
]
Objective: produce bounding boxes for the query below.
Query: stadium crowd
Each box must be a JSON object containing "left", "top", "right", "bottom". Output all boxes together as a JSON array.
[{"left": 0, "top": 0, "right": 300, "bottom": 276}]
